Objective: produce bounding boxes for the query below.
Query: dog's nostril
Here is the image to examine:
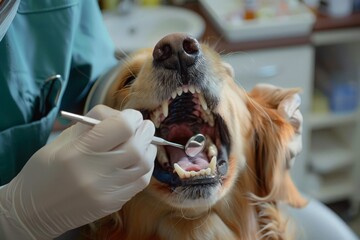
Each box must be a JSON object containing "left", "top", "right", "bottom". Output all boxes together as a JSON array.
[
  {"left": 153, "top": 33, "right": 201, "bottom": 72},
  {"left": 183, "top": 37, "right": 199, "bottom": 55},
  {"left": 153, "top": 44, "right": 172, "bottom": 62}
]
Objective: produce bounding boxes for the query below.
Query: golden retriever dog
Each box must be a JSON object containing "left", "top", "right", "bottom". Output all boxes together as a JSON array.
[{"left": 86, "top": 33, "right": 307, "bottom": 240}]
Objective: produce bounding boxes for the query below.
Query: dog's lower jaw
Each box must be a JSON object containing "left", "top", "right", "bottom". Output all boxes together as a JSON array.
[
  {"left": 119, "top": 197, "right": 241, "bottom": 240},
  {"left": 116, "top": 187, "right": 260, "bottom": 240},
  {"left": 165, "top": 183, "right": 222, "bottom": 209}
]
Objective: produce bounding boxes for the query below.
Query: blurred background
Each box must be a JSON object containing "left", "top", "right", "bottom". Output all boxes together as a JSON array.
[{"left": 97, "top": 0, "right": 360, "bottom": 237}]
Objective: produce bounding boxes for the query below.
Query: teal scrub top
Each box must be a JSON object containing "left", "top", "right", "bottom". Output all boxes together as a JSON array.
[{"left": 0, "top": 0, "right": 118, "bottom": 185}]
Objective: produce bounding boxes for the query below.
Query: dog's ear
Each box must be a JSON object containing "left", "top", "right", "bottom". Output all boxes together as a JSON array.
[{"left": 247, "top": 85, "right": 307, "bottom": 208}]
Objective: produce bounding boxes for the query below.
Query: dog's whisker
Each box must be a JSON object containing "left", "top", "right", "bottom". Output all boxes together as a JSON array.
[
  {"left": 193, "top": 206, "right": 212, "bottom": 230},
  {"left": 207, "top": 35, "right": 225, "bottom": 53},
  {"left": 118, "top": 90, "right": 139, "bottom": 109},
  {"left": 116, "top": 47, "right": 131, "bottom": 60}
]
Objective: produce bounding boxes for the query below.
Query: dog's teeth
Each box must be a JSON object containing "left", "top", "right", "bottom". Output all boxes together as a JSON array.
[
  {"left": 162, "top": 101, "right": 168, "bottom": 118},
  {"left": 183, "top": 85, "right": 189, "bottom": 93},
  {"left": 208, "top": 144, "right": 218, "bottom": 158},
  {"left": 189, "top": 85, "right": 195, "bottom": 94},
  {"left": 208, "top": 114, "right": 215, "bottom": 127},
  {"left": 157, "top": 145, "right": 169, "bottom": 166},
  {"left": 174, "top": 163, "right": 186, "bottom": 179},
  {"left": 171, "top": 91, "right": 177, "bottom": 99},
  {"left": 177, "top": 87, "right": 183, "bottom": 96},
  {"left": 210, "top": 156, "right": 217, "bottom": 174},
  {"left": 155, "top": 110, "right": 162, "bottom": 127},
  {"left": 202, "top": 113, "right": 208, "bottom": 123},
  {"left": 198, "top": 94, "right": 208, "bottom": 111},
  {"left": 150, "top": 112, "right": 160, "bottom": 128},
  {"left": 206, "top": 136, "right": 218, "bottom": 158},
  {"left": 174, "top": 163, "right": 216, "bottom": 179},
  {"left": 195, "top": 87, "right": 201, "bottom": 93}
]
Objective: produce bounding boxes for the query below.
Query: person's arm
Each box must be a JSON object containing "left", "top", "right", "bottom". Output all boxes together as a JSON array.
[{"left": 0, "top": 105, "right": 157, "bottom": 240}]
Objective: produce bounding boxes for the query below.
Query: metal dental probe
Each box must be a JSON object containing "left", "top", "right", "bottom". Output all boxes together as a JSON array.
[{"left": 60, "top": 111, "right": 206, "bottom": 157}]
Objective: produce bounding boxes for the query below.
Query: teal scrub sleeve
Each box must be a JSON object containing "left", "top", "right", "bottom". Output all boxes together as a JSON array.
[
  {"left": 61, "top": 0, "right": 118, "bottom": 113},
  {"left": 0, "top": 0, "right": 117, "bottom": 185}
]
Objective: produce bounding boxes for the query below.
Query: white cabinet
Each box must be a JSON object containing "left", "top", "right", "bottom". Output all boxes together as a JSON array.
[
  {"left": 222, "top": 45, "right": 314, "bottom": 110},
  {"left": 222, "top": 45, "right": 314, "bottom": 190}
]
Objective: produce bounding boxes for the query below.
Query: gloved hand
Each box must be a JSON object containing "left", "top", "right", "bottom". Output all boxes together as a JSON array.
[{"left": 0, "top": 105, "right": 157, "bottom": 240}]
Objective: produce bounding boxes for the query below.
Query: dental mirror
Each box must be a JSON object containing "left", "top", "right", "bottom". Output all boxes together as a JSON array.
[
  {"left": 185, "top": 134, "right": 206, "bottom": 157},
  {"left": 60, "top": 111, "right": 206, "bottom": 157},
  {"left": 152, "top": 133, "right": 206, "bottom": 157}
]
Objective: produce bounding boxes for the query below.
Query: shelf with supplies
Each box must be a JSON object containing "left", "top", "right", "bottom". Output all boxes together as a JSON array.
[
  {"left": 304, "top": 38, "right": 360, "bottom": 204},
  {"left": 305, "top": 169, "right": 355, "bottom": 203},
  {"left": 309, "top": 127, "right": 355, "bottom": 175},
  {"left": 308, "top": 110, "right": 360, "bottom": 129}
]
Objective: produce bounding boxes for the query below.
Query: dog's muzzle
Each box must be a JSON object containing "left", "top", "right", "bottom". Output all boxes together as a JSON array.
[{"left": 143, "top": 33, "right": 231, "bottom": 193}]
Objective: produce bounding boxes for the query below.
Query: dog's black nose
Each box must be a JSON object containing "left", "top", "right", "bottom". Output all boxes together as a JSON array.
[{"left": 153, "top": 33, "right": 200, "bottom": 72}]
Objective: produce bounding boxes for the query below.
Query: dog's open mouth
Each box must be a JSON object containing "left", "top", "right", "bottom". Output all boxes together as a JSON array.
[{"left": 142, "top": 84, "right": 231, "bottom": 188}]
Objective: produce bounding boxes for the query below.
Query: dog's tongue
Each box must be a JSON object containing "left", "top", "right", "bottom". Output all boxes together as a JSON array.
[{"left": 166, "top": 147, "right": 209, "bottom": 171}]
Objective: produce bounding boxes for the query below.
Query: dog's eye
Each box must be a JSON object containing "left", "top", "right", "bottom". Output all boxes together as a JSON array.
[{"left": 124, "top": 75, "right": 136, "bottom": 87}]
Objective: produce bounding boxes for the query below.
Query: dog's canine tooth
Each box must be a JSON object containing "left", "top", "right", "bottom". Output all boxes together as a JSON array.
[
  {"left": 174, "top": 163, "right": 186, "bottom": 179},
  {"left": 202, "top": 112, "right": 209, "bottom": 123},
  {"left": 210, "top": 156, "right": 217, "bottom": 174},
  {"left": 189, "top": 85, "right": 195, "bottom": 94},
  {"left": 198, "top": 93, "right": 208, "bottom": 111},
  {"left": 150, "top": 112, "right": 159, "bottom": 128},
  {"left": 162, "top": 101, "right": 169, "bottom": 118},
  {"left": 205, "top": 135, "right": 218, "bottom": 158},
  {"left": 171, "top": 91, "right": 177, "bottom": 99},
  {"left": 195, "top": 87, "right": 201, "bottom": 93},
  {"left": 208, "top": 144, "right": 218, "bottom": 158},
  {"left": 157, "top": 145, "right": 169, "bottom": 166},
  {"left": 177, "top": 87, "right": 183, "bottom": 96}
]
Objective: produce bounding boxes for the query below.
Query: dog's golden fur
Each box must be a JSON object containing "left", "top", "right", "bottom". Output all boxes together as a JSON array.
[{"left": 84, "top": 36, "right": 307, "bottom": 240}]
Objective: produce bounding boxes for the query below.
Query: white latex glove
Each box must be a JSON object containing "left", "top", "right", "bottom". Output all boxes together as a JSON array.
[{"left": 0, "top": 105, "right": 157, "bottom": 240}]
